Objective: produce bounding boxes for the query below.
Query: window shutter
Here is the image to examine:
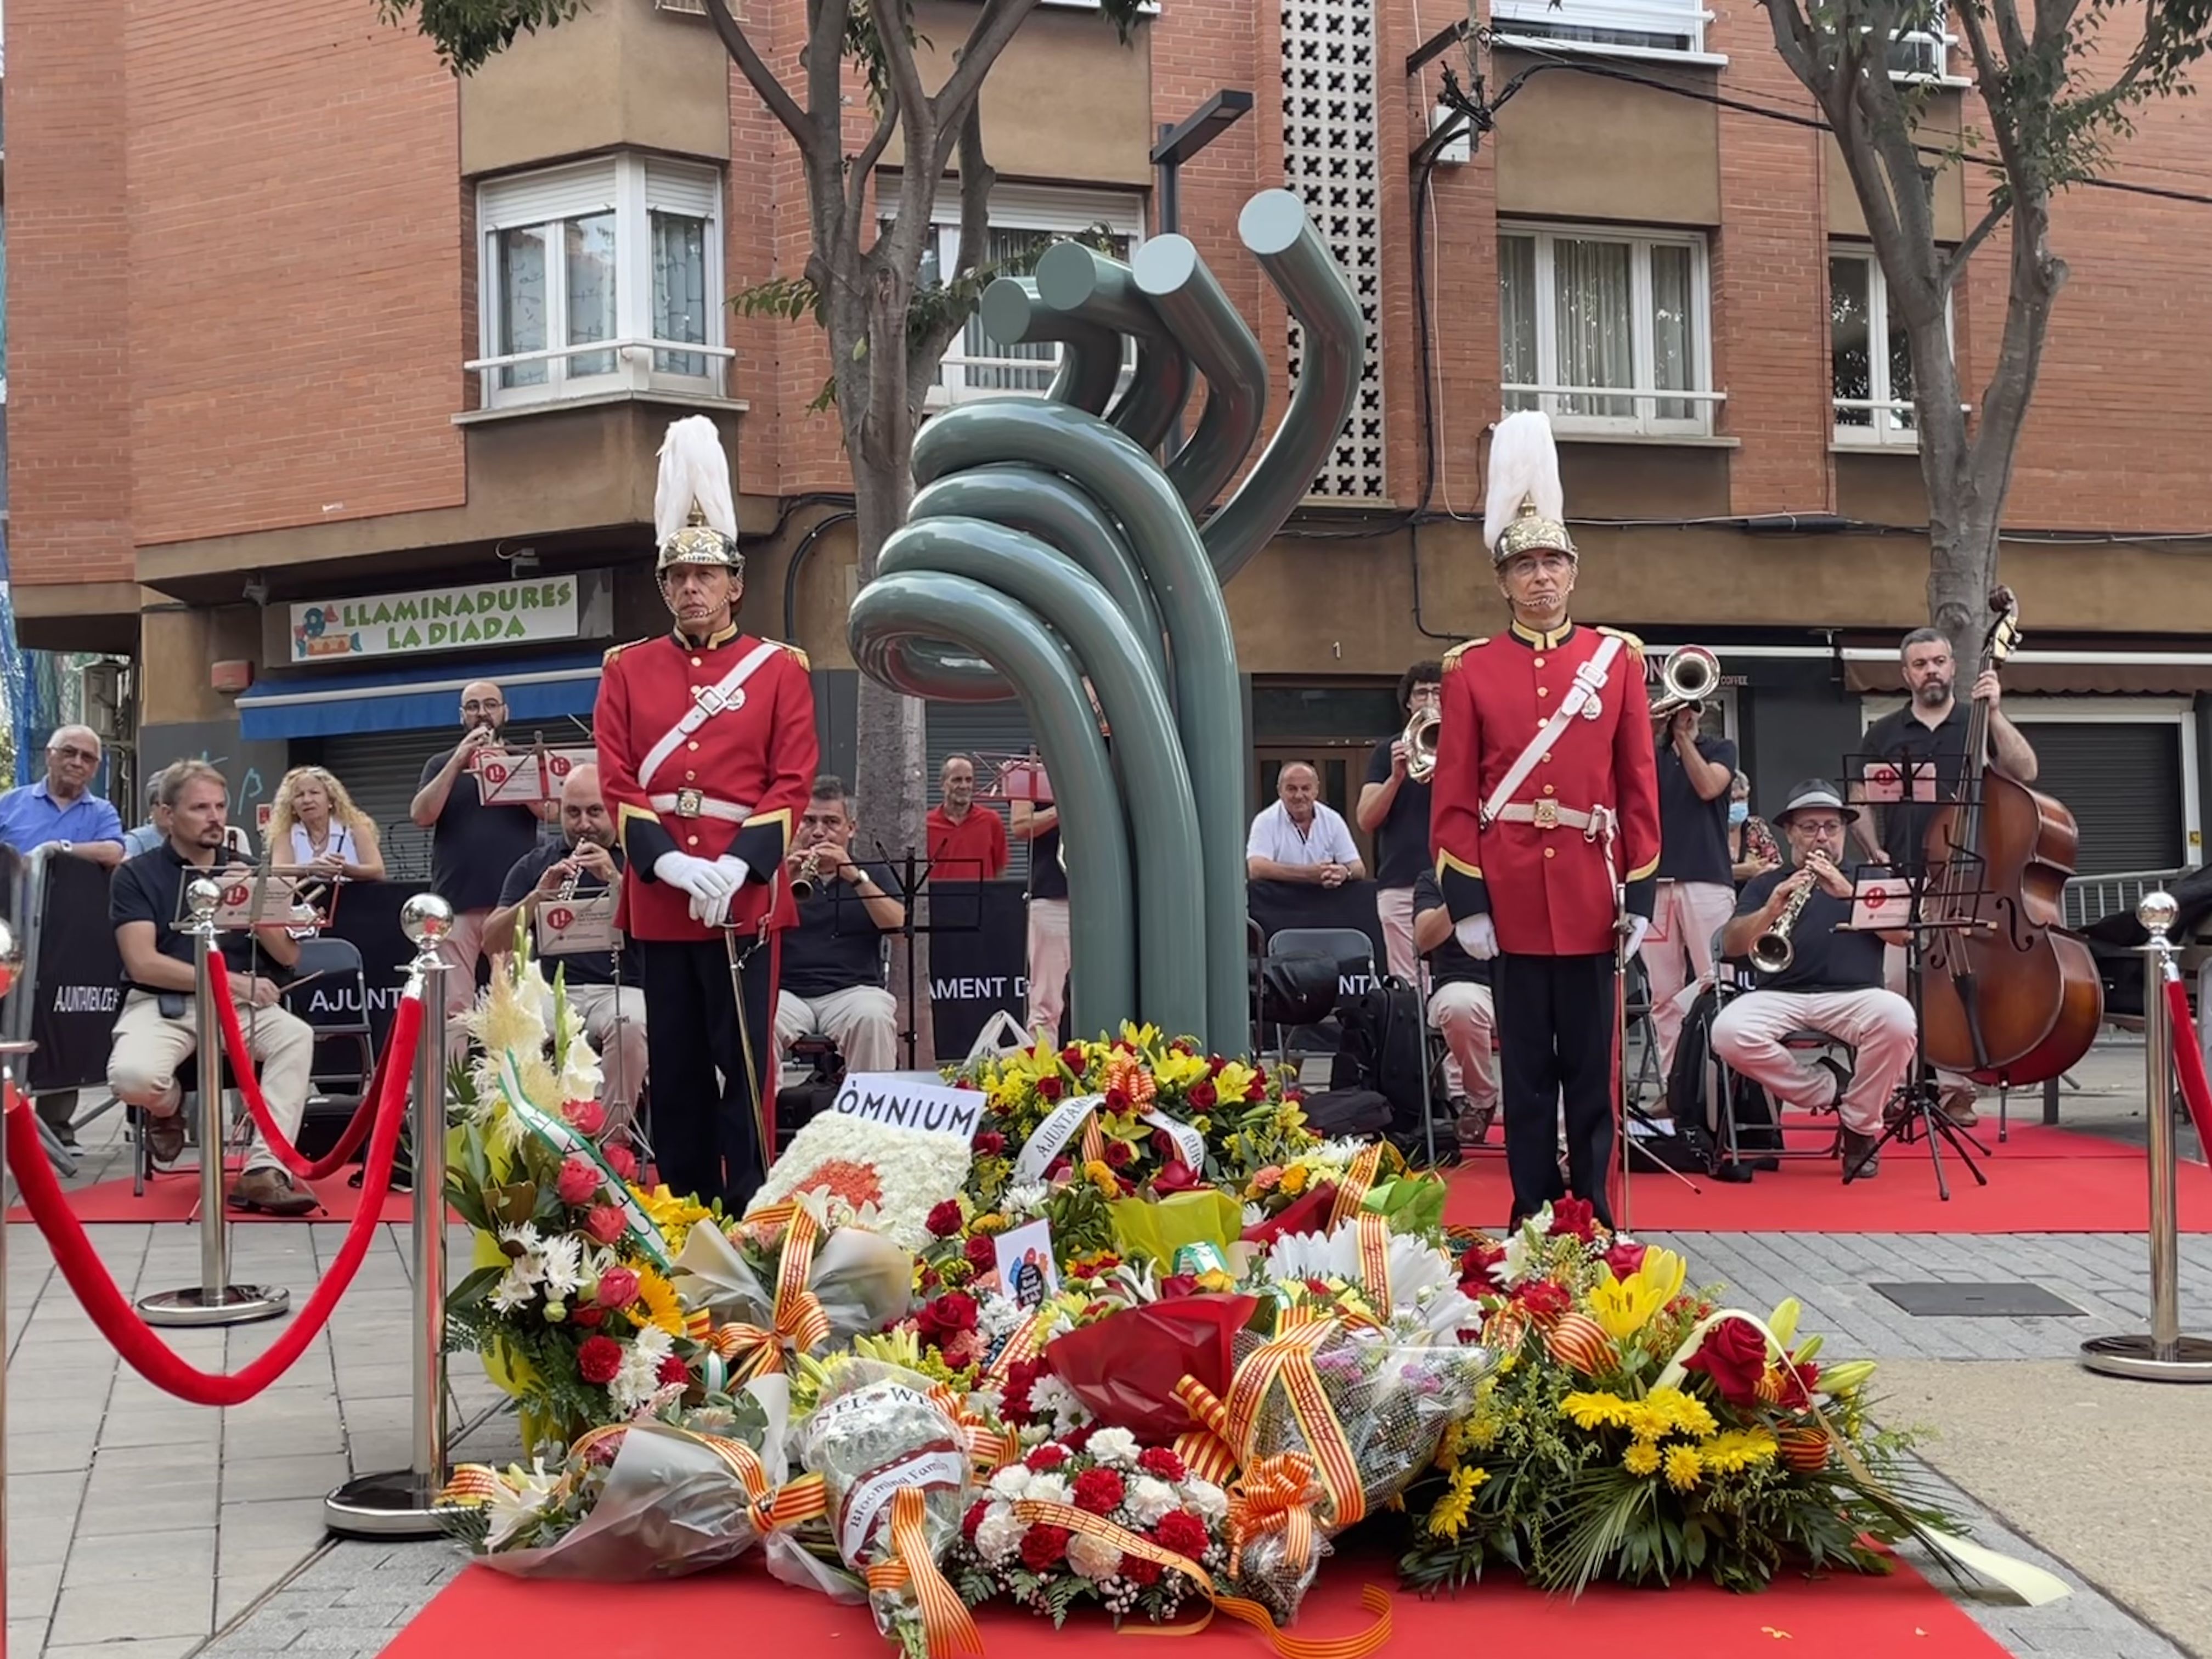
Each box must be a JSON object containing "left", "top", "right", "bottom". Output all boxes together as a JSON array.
[
  {"left": 925, "top": 701, "right": 1036, "bottom": 883},
  {"left": 644, "top": 160, "right": 723, "bottom": 221},
  {"left": 2023, "top": 722, "right": 2186, "bottom": 876},
  {"left": 480, "top": 160, "right": 620, "bottom": 231}
]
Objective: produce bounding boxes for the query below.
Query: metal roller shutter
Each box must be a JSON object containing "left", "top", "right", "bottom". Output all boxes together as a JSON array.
[
  {"left": 925, "top": 701, "right": 1032, "bottom": 883},
  {"left": 2022, "top": 721, "right": 2185, "bottom": 875}
]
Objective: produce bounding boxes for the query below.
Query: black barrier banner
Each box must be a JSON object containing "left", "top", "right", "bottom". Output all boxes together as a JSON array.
[
  {"left": 925, "top": 880, "right": 1030, "bottom": 1058},
  {"left": 1246, "top": 878, "right": 1389, "bottom": 997},
  {"left": 323, "top": 881, "right": 418, "bottom": 1053},
  {"left": 25, "top": 853, "right": 128, "bottom": 1093}
]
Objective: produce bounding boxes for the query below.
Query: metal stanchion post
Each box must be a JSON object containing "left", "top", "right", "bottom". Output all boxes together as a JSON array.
[
  {"left": 2081, "top": 891, "right": 2212, "bottom": 1382},
  {"left": 325, "top": 893, "right": 456, "bottom": 1534},
  {"left": 2, "top": 916, "right": 31, "bottom": 1659},
  {"left": 138, "top": 878, "right": 289, "bottom": 1327}
]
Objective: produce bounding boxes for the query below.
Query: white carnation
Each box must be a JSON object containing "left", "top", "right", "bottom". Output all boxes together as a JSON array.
[
  {"left": 988, "top": 1464, "right": 1033, "bottom": 1501},
  {"left": 1086, "top": 1427, "right": 1141, "bottom": 1468},
  {"left": 1027, "top": 1375, "right": 1091, "bottom": 1432},
  {"left": 974, "top": 1506, "right": 1026, "bottom": 1566},
  {"left": 1182, "top": 1478, "right": 1229, "bottom": 1524},
  {"left": 608, "top": 1326, "right": 674, "bottom": 1413},
  {"left": 1124, "top": 1476, "right": 1180, "bottom": 1528},
  {"left": 1066, "top": 1530, "right": 1124, "bottom": 1581},
  {"left": 1023, "top": 1472, "right": 1073, "bottom": 1508}
]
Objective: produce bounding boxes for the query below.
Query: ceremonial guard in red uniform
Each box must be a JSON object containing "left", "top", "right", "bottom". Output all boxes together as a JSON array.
[
  {"left": 1430, "top": 411, "right": 1660, "bottom": 1227},
  {"left": 596, "top": 416, "right": 817, "bottom": 1210}
]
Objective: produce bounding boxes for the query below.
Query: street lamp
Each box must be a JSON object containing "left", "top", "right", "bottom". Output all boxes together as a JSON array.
[{"left": 1152, "top": 88, "right": 1253, "bottom": 447}]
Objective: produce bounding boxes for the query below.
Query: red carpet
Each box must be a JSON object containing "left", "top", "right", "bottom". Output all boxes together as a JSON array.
[
  {"left": 380, "top": 1548, "right": 2011, "bottom": 1659},
  {"left": 1447, "top": 1120, "right": 2212, "bottom": 1233},
  {"left": 7, "top": 1166, "right": 419, "bottom": 1226}
]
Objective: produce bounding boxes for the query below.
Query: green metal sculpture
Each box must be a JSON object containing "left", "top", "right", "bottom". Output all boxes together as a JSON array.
[{"left": 848, "top": 190, "right": 1364, "bottom": 1053}]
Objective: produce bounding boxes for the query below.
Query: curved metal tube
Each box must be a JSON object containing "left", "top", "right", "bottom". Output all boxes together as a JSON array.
[
  {"left": 878, "top": 517, "right": 1204, "bottom": 1035},
  {"left": 910, "top": 465, "right": 1168, "bottom": 686},
  {"left": 979, "top": 278, "right": 1122, "bottom": 415},
  {"left": 1200, "top": 190, "right": 1367, "bottom": 584},
  {"left": 874, "top": 636, "right": 1011, "bottom": 702},
  {"left": 850, "top": 571, "right": 1135, "bottom": 1036},
  {"left": 1034, "top": 242, "right": 1190, "bottom": 454},
  {"left": 1132, "top": 234, "right": 1269, "bottom": 514},
  {"left": 912, "top": 400, "right": 1247, "bottom": 1050}
]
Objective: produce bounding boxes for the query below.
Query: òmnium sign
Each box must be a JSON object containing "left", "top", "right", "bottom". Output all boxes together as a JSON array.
[{"left": 290, "top": 577, "right": 580, "bottom": 663}]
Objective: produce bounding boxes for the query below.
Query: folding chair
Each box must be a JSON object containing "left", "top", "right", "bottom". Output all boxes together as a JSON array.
[{"left": 1260, "top": 927, "right": 1375, "bottom": 1073}]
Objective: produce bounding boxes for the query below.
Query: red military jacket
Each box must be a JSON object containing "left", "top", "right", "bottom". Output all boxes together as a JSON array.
[
  {"left": 595, "top": 622, "right": 819, "bottom": 943},
  {"left": 1429, "top": 618, "right": 1661, "bottom": 957}
]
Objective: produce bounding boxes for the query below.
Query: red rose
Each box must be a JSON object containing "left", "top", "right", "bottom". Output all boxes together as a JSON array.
[
  {"left": 555, "top": 1156, "right": 601, "bottom": 1207},
  {"left": 1151, "top": 1511, "right": 1209, "bottom": 1559},
  {"left": 1104, "top": 1139, "right": 1133, "bottom": 1169},
  {"left": 1245, "top": 1077, "right": 1268, "bottom": 1102},
  {"left": 1171, "top": 1040, "right": 1193, "bottom": 1056},
  {"left": 571, "top": 1305, "right": 605, "bottom": 1328},
  {"left": 956, "top": 1079, "right": 981, "bottom": 1091},
  {"left": 1683, "top": 1317, "right": 1769, "bottom": 1407},
  {"left": 1187, "top": 1081, "right": 1217, "bottom": 1110},
  {"left": 584, "top": 1206, "right": 627, "bottom": 1244},
  {"left": 1138, "top": 1447, "right": 1188, "bottom": 1482},
  {"left": 1020, "top": 1523, "right": 1071, "bottom": 1572},
  {"left": 1461, "top": 1242, "right": 1508, "bottom": 1284},
  {"left": 1002, "top": 1357, "right": 1046, "bottom": 1421},
  {"left": 926, "top": 1200, "right": 965, "bottom": 1239},
  {"left": 603, "top": 1144, "right": 639, "bottom": 1182},
  {"left": 1774, "top": 1355, "right": 1820, "bottom": 1412},
  {"left": 1062, "top": 1423, "right": 1097, "bottom": 1453},
  {"left": 1284, "top": 1087, "right": 1305, "bottom": 1104},
  {"left": 1209, "top": 1056, "right": 1228, "bottom": 1075},
  {"left": 1153, "top": 1159, "right": 1203, "bottom": 1194},
  {"left": 1602, "top": 1241, "right": 1648, "bottom": 1279},
  {"left": 1104, "top": 1086, "right": 1131, "bottom": 1113},
  {"left": 563, "top": 1098, "right": 606, "bottom": 1137},
  {"left": 1046, "top": 1158, "right": 1073, "bottom": 1183},
  {"left": 657, "top": 1353, "right": 690, "bottom": 1386},
  {"left": 973, "top": 1131, "right": 1007, "bottom": 1156},
  {"left": 939, "top": 1328, "right": 980, "bottom": 1369},
  {"left": 918, "top": 1292, "right": 979, "bottom": 1346},
  {"left": 1073, "top": 1467, "right": 1126, "bottom": 1515},
  {"left": 964, "top": 1235, "right": 997, "bottom": 1274},
  {"left": 1548, "top": 1198, "right": 1599, "bottom": 1242},
  {"left": 1511, "top": 1279, "right": 1572, "bottom": 1319},
  {"left": 1025, "top": 1444, "right": 1069, "bottom": 1472},
  {"left": 963, "top": 1500, "right": 990, "bottom": 1542},
  {"left": 1158, "top": 1273, "right": 1199, "bottom": 1299},
  {"left": 1037, "top": 1076, "right": 1064, "bottom": 1102},
  {"left": 1122, "top": 1553, "right": 1164, "bottom": 1587},
  {"left": 1061, "top": 1044, "right": 1087, "bottom": 1070},
  {"left": 919, "top": 1267, "right": 943, "bottom": 1293},
  {"left": 595, "top": 1267, "right": 640, "bottom": 1308},
  {"left": 576, "top": 1335, "right": 623, "bottom": 1385}
]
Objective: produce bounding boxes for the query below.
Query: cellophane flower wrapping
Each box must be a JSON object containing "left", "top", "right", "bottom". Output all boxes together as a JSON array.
[
  {"left": 673, "top": 1212, "right": 913, "bottom": 1351},
  {"left": 1046, "top": 1294, "right": 1259, "bottom": 1442},
  {"left": 454, "top": 1376, "right": 787, "bottom": 1579},
  {"left": 770, "top": 1361, "right": 977, "bottom": 1641},
  {"left": 1225, "top": 1324, "right": 1494, "bottom": 1621}
]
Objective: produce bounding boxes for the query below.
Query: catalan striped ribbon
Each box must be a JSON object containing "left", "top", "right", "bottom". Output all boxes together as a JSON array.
[
  {"left": 1325, "top": 1144, "right": 1385, "bottom": 1232},
  {"left": 1172, "top": 1311, "right": 1364, "bottom": 1539},
  {"left": 683, "top": 1206, "right": 833, "bottom": 1386},
  {"left": 981, "top": 1305, "right": 1057, "bottom": 1387},
  {"left": 1008, "top": 1499, "right": 1393, "bottom": 1659},
  {"left": 1352, "top": 1213, "right": 1393, "bottom": 1321},
  {"left": 1224, "top": 1452, "right": 1324, "bottom": 1578},
  {"left": 927, "top": 1381, "right": 1020, "bottom": 1479},
  {"left": 860, "top": 1487, "right": 985, "bottom": 1659}
]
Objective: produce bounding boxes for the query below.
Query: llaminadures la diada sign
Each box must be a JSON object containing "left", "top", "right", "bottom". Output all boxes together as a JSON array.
[{"left": 290, "top": 575, "right": 580, "bottom": 663}]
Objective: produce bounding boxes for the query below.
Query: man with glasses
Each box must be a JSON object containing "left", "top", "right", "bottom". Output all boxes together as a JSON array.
[
  {"left": 0, "top": 726, "right": 127, "bottom": 867},
  {"left": 409, "top": 680, "right": 548, "bottom": 1045},
  {"left": 1714, "top": 779, "right": 1916, "bottom": 1179}
]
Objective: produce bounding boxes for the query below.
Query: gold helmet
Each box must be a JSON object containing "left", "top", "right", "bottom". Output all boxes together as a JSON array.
[
  {"left": 1483, "top": 410, "right": 1576, "bottom": 566},
  {"left": 654, "top": 415, "right": 742, "bottom": 574}
]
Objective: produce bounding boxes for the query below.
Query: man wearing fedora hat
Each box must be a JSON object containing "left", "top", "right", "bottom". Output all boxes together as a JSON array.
[{"left": 1714, "top": 778, "right": 1915, "bottom": 1176}]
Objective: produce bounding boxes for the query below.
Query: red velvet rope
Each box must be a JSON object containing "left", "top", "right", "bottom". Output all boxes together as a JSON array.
[
  {"left": 2163, "top": 976, "right": 2212, "bottom": 1167},
  {"left": 2, "top": 990, "right": 423, "bottom": 1407},
  {"left": 204, "top": 951, "right": 390, "bottom": 1181}
]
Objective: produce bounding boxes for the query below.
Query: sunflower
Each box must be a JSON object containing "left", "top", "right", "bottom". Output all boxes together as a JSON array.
[{"left": 630, "top": 1265, "right": 686, "bottom": 1338}]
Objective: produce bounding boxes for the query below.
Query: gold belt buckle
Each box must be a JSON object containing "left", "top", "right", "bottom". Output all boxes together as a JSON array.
[
  {"left": 1532, "top": 798, "right": 1560, "bottom": 830},
  {"left": 675, "top": 786, "right": 704, "bottom": 817}
]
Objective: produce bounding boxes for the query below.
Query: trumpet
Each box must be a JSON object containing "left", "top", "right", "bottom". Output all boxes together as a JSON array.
[
  {"left": 1402, "top": 706, "right": 1441, "bottom": 784},
  {"left": 1749, "top": 852, "right": 1834, "bottom": 975},
  {"left": 1650, "top": 645, "right": 1720, "bottom": 720}
]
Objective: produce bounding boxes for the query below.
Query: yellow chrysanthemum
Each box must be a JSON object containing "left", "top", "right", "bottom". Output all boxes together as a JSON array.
[
  {"left": 1699, "top": 1429, "right": 1780, "bottom": 1474},
  {"left": 1084, "top": 1159, "right": 1120, "bottom": 1196},
  {"left": 1195, "top": 1268, "right": 1238, "bottom": 1294},
  {"left": 969, "top": 1212, "right": 1010, "bottom": 1237},
  {"left": 1622, "top": 1441, "right": 1661, "bottom": 1477},
  {"left": 1425, "top": 1465, "right": 1489, "bottom": 1539},
  {"left": 1646, "top": 1385, "right": 1719, "bottom": 1439},
  {"left": 1562, "top": 1391, "right": 1634, "bottom": 1431},
  {"left": 1663, "top": 1444, "right": 1703, "bottom": 1492},
  {"left": 1279, "top": 1165, "right": 1310, "bottom": 1196},
  {"left": 631, "top": 1265, "right": 686, "bottom": 1338},
  {"left": 633, "top": 1185, "right": 713, "bottom": 1252}
]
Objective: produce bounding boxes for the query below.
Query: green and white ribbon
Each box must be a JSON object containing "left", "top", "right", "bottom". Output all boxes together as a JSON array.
[{"left": 490, "top": 1049, "right": 673, "bottom": 1274}]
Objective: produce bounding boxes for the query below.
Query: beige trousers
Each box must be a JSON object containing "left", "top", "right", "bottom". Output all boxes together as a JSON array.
[
  {"left": 776, "top": 985, "right": 900, "bottom": 1074},
  {"left": 1709, "top": 986, "right": 1916, "bottom": 1137},
  {"left": 1026, "top": 897, "right": 1071, "bottom": 1039},
  {"left": 1640, "top": 879, "right": 1738, "bottom": 1079},
  {"left": 107, "top": 988, "right": 312, "bottom": 1175},
  {"left": 1375, "top": 886, "right": 1419, "bottom": 983},
  {"left": 545, "top": 984, "right": 648, "bottom": 1135},
  {"left": 1427, "top": 981, "right": 1499, "bottom": 1109},
  {"left": 437, "top": 906, "right": 493, "bottom": 1062}
]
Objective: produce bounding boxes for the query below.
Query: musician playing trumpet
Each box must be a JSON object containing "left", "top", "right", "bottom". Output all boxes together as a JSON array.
[
  {"left": 1712, "top": 779, "right": 1915, "bottom": 1178},
  {"left": 773, "top": 777, "right": 906, "bottom": 1074}
]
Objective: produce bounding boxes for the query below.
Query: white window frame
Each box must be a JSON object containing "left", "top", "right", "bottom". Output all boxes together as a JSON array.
[
  {"left": 1886, "top": 3, "right": 1961, "bottom": 82},
  {"left": 1829, "top": 244, "right": 1961, "bottom": 449},
  {"left": 917, "top": 183, "right": 1146, "bottom": 408},
  {"left": 1490, "top": 0, "right": 1714, "bottom": 59},
  {"left": 472, "top": 153, "right": 730, "bottom": 410},
  {"left": 1499, "top": 221, "right": 1719, "bottom": 438}
]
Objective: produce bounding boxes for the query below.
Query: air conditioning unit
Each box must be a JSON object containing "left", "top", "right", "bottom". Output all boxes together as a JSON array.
[{"left": 81, "top": 660, "right": 129, "bottom": 743}]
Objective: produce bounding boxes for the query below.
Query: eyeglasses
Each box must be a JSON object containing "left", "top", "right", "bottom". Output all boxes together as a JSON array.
[
  {"left": 461, "top": 699, "right": 505, "bottom": 714},
  {"left": 49, "top": 745, "right": 97, "bottom": 763}
]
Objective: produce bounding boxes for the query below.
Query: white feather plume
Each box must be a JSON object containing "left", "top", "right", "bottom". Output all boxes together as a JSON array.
[
  {"left": 654, "top": 415, "right": 737, "bottom": 550},
  {"left": 1483, "top": 410, "right": 1564, "bottom": 553}
]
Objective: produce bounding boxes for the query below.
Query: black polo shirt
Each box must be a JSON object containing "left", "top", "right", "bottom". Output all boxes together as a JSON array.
[
  {"left": 781, "top": 860, "right": 896, "bottom": 999},
  {"left": 1656, "top": 735, "right": 1736, "bottom": 885},
  {"left": 498, "top": 840, "right": 636, "bottom": 988},
  {"left": 1412, "top": 868, "right": 1491, "bottom": 990},
  {"left": 1859, "top": 700, "right": 1969, "bottom": 875},
  {"left": 1029, "top": 824, "right": 1068, "bottom": 901},
  {"left": 420, "top": 749, "right": 546, "bottom": 913},
  {"left": 1364, "top": 737, "right": 1432, "bottom": 889},
  {"left": 1731, "top": 861, "right": 1887, "bottom": 994},
  {"left": 110, "top": 843, "right": 286, "bottom": 994}
]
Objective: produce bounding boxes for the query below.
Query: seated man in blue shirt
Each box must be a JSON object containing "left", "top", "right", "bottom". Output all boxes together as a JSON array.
[{"left": 0, "top": 726, "right": 127, "bottom": 867}]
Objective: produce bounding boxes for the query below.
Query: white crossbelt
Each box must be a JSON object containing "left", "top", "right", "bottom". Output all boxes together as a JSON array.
[
  {"left": 647, "top": 792, "right": 753, "bottom": 823},
  {"left": 1479, "top": 632, "right": 1626, "bottom": 830},
  {"left": 636, "top": 638, "right": 783, "bottom": 791}
]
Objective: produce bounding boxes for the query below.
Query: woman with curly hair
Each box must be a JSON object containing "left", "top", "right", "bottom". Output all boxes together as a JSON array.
[{"left": 269, "top": 766, "right": 386, "bottom": 881}]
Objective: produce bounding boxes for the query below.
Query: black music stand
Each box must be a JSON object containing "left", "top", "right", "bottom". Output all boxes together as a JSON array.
[{"left": 869, "top": 844, "right": 989, "bottom": 1069}]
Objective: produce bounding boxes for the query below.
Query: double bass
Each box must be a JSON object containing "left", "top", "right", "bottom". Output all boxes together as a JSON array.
[{"left": 1917, "top": 588, "right": 2104, "bottom": 1085}]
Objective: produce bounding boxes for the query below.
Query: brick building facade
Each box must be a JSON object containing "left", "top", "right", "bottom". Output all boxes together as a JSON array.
[{"left": 8, "top": 0, "right": 2211, "bottom": 881}]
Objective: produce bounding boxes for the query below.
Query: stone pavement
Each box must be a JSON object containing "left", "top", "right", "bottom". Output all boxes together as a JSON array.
[{"left": 5, "top": 1036, "right": 2207, "bottom": 1657}]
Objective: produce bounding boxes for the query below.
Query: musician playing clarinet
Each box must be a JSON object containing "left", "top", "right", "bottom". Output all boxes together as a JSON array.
[
  {"left": 596, "top": 416, "right": 817, "bottom": 1210},
  {"left": 1430, "top": 411, "right": 1660, "bottom": 1228}
]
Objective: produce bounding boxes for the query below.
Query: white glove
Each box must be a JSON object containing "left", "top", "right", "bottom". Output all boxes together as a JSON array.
[
  {"left": 654, "top": 851, "right": 741, "bottom": 903},
  {"left": 1454, "top": 915, "right": 1498, "bottom": 961},
  {"left": 1623, "top": 916, "right": 1652, "bottom": 959}
]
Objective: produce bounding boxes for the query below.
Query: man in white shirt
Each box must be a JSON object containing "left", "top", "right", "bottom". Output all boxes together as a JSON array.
[{"left": 1246, "top": 762, "right": 1365, "bottom": 887}]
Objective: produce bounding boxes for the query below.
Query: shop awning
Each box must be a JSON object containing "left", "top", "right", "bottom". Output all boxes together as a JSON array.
[
  {"left": 1841, "top": 640, "right": 2212, "bottom": 696},
  {"left": 238, "top": 651, "right": 605, "bottom": 740}
]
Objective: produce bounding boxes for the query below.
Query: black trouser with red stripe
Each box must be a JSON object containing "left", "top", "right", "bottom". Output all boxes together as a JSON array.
[
  {"left": 1491, "top": 951, "right": 1616, "bottom": 1230},
  {"left": 636, "top": 934, "right": 777, "bottom": 1213}
]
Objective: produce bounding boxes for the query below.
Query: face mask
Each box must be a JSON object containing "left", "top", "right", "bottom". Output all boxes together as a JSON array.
[{"left": 1728, "top": 801, "right": 1750, "bottom": 826}]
